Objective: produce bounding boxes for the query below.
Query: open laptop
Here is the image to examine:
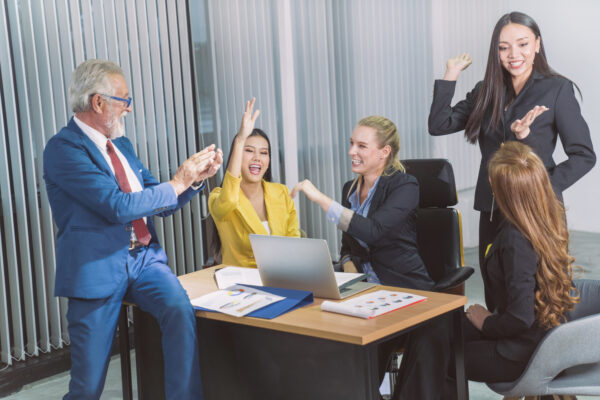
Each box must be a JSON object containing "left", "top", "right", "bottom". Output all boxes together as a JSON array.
[{"left": 249, "top": 234, "right": 376, "bottom": 299}]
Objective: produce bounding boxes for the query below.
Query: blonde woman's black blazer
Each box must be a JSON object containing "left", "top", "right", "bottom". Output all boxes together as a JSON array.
[{"left": 339, "top": 171, "right": 434, "bottom": 291}]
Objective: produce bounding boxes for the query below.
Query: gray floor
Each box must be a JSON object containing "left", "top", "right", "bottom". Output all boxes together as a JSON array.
[{"left": 3, "top": 231, "right": 599, "bottom": 399}]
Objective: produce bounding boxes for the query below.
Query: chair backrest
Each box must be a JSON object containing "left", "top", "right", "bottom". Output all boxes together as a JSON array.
[
  {"left": 402, "top": 159, "right": 464, "bottom": 286},
  {"left": 567, "top": 279, "right": 600, "bottom": 321},
  {"left": 203, "top": 214, "right": 222, "bottom": 267}
]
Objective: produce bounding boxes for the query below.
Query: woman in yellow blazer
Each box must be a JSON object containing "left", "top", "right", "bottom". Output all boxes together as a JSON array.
[{"left": 209, "top": 98, "right": 300, "bottom": 268}]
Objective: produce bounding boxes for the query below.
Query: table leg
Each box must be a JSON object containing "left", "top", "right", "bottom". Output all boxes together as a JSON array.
[
  {"left": 133, "top": 307, "right": 165, "bottom": 400},
  {"left": 454, "top": 308, "right": 469, "bottom": 400},
  {"left": 360, "top": 342, "right": 381, "bottom": 399},
  {"left": 118, "top": 305, "right": 133, "bottom": 400}
]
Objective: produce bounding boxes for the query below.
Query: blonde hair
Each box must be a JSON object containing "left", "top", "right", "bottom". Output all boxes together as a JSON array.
[
  {"left": 347, "top": 116, "right": 405, "bottom": 197},
  {"left": 357, "top": 115, "right": 405, "bottom": 174},
  {"left": 489, "top": 142, "right": 579, "bottom": 329}
]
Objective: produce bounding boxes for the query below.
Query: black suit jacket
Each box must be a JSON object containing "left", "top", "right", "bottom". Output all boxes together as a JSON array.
[
  {"left": 429, "top": 72, "right": 596, "bottom": 212},
  {"left": 339, "top": 171, "right": 434, "bottom": 290},
  {"left": 480, "top": 221, "right": 546, "bottom": 362}
]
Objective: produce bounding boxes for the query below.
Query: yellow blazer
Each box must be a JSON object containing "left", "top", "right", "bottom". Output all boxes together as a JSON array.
[{"left": 208, "top": 171, "right": 300, "bottom": 268}]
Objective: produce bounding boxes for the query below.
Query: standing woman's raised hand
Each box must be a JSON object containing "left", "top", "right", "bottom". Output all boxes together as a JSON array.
[
  {"left": 238, "top": 97, "right": 261, "bottom": 140},
  {"left": 443, "top": 53, "right": 472, "bottom": 81}
]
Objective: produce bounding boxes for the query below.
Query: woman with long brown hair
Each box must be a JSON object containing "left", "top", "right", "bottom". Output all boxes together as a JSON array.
[
  {"left": 428, "top": 11, "right": 595, "bottom": 293},
  {"left": 455, "top": 141, "right": 579, "bottom": 390}
]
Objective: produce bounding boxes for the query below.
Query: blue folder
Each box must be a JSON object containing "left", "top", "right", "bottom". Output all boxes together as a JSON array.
[{"left": 194, "top": 284, "right": 314, "bottom": 319}]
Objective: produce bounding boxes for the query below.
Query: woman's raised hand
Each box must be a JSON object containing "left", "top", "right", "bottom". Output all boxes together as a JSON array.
[
  {"left": 443, "top": 53, "right": 472, "bottom": 81},
  {"left": 238, "top": 97, "right": 261, "bottom": 141},
  {"left": 511, "top": 105, "right": 549, "bottom": 140}
]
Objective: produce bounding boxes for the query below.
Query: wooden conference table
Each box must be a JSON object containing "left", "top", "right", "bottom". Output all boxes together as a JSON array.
[{"left": 119, "top": 266, "right": 468, "bottom": 400}]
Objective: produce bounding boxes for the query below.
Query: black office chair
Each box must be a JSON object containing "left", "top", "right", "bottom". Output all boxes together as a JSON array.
[
  {"left": 202, "top": 214, "right": 222, "bottom": 268},
  {"left": 403, "top": 158, "right": 474, "bottom": 295},
  {"left": 385, "top": 159, "right": 474, "bottom": 399}
]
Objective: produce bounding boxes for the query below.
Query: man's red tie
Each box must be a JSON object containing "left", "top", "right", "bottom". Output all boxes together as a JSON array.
[{"left": 106, "top": 140, "right": 152, "bottom": 245}]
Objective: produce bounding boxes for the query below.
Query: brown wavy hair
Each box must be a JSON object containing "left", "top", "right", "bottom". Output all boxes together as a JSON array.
[{"left": 488, "top": 142, "right": 579, "bottom": 329}]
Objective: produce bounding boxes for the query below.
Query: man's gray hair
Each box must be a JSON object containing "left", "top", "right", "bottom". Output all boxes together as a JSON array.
[{"left": 68, "top": 59, "right": 124, "bottom": 113}]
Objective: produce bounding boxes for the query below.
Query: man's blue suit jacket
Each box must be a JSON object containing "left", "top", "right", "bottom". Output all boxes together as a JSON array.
[{"left": 43, "top": 118, "right": 200, "bottom": 299}]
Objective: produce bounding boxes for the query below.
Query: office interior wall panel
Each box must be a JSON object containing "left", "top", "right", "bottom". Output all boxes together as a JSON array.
[
  {"left": 43, "top": 2, "right": 71, "bottom": 342},
  {"left": 4, "top": 0, "right": 39, "bottom": 358},
  {"left": 208, "top": 0, "right": 282, "bottom": 184},
  {"left": 429, "top": 0, "right": 509, "bottom": 246},
  {"left": 164, "top": 0, "right": 187, "bottom": 275},
  {"left": 135, "top": 0, "right": 179, "bottom": 272},
  {"left": 0, "top": 88, "right": 13, "bottom": 366},
  {"left": 289, "top": 0, "right": 342, "bottom": 254},
  {"left": 68, "top": 0, "right": 85, "bottom": 65},
  {"left": 285, "top": 0, "right": 435, "bottom": 254},
  {"left": 190, "top": 0, "right": 220, "bottom": 268},
  {"left": 19, "top": 0, "right": 53, "bottom": 354},
  {"left": 336, "top": 0, "right": 433, "bottom": 162},
  {"left": 0, "top": 0, "right": 204, "bottom": 368},
  {"left": 429, "top": 0, "right": 508, "bottom": 191},
  {"left": 176, "top": 0, "right": 202, "bottom": 272},
  {"left": 506, "top": 0, "right": 600, "bottom": 233}
]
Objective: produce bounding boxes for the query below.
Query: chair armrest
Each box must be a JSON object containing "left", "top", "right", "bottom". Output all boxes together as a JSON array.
[
  {"left": 488, "top": 314, "right": 600, "bottom": 396},
  {"left": 201, "top": 257, "right": 218, "bottom": 270},
  {"left": 433, "top": 266, "right": 474, "bottom": 292},
  {"left": 332, "top": 260, "right": 343, "bottom": 272}
]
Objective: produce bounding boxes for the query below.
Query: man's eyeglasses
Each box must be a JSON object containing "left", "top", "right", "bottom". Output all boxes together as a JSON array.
[{"left": 91, "top": 93, "right": 132, "bottom": 107}]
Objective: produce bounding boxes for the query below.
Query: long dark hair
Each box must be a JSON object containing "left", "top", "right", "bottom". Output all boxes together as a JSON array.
[
  {"left": 465, "top": 11, "right": 577, "bottom": 143},
  {"left": 221, "top": 128, "right": 272, "bottom": 186}
]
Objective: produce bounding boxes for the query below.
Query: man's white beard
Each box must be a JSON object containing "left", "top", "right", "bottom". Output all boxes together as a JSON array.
[{"left": 106, "top": 110, "right": 127, "bottom": 139}]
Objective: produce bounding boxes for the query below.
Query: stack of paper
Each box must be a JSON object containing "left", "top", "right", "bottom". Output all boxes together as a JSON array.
[
  {"left": 321, "top": 290, "right": 426, "bottom": 319},
  {"left": 213, "top": 266, "right": 263, "bottom": 289}
]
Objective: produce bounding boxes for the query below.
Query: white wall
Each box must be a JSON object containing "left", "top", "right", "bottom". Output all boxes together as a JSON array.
[{"left": 505, "top": 0, "right": 600, "bottom": 233}]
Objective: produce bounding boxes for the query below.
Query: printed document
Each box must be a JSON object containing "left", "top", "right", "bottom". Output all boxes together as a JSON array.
[
  {"left": 321, "top": 290, "right": 426, "bottom": 319},
  {"left": 191, "top": 284, "right": 284, "bottom": 317}
]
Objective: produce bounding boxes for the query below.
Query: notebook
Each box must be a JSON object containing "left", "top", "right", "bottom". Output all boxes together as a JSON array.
[{"left": 249, "top": 234, "right": 376, "bottom": 299}]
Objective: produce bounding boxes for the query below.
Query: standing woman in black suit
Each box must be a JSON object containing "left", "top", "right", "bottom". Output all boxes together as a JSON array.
[
  {"left": 445, "top": 141, "right": 580, "bottom": 396},
  {"left": 292, "top": 116, "right": 449, "bottom": 400},
  {"left": 428, "top": 11, "right": 595, "bottom": 284}
]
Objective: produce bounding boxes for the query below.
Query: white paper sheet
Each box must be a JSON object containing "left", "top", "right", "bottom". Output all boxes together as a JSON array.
[
  {"left": 321, "top": 290, "right": 427, "bottom": 319},
  {"left": 191, "top": 284, "right": 284, "bottom": 317}
]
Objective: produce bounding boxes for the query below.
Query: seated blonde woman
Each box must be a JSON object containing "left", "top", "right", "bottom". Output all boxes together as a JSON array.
[{"left": 208, "top": 98, "right": 300, "bottom": 268}]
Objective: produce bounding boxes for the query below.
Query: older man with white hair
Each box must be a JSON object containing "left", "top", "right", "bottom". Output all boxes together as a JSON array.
[{"left": 43, "top": 59, "right": 221, "bottom": 399}]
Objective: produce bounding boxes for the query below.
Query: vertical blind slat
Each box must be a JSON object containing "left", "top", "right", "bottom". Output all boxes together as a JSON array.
[
  {"left": 0, "top": 89, "right": 13, "bottom": 365},
  {"left": 177, "top": 0, "right": 200, "bottom": 272},
  {"left": 20, "top": 0, "right": 52, "bottom": 353},
  {"left": 5, "top": 0, "right": 39, "bottom": 357}
]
